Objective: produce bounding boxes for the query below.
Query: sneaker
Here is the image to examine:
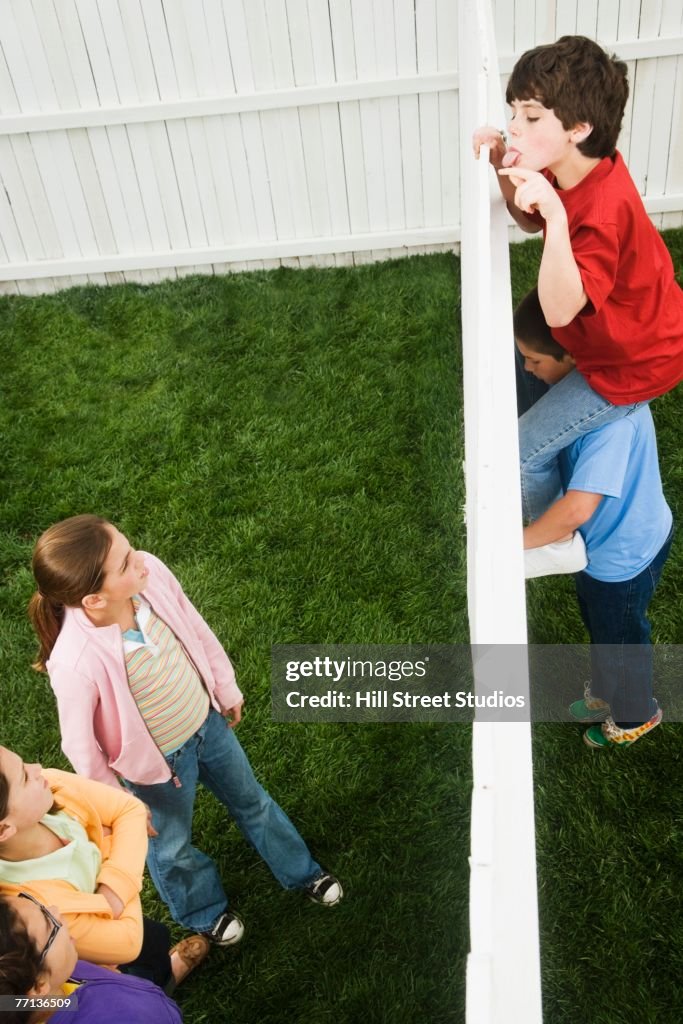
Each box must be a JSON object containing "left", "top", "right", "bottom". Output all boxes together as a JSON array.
[
  {"left": 583, "top": 703, "right": 662, "bottom": 749},
  {"left": 525, "top": 532, "right": 588, "bottom": 579},
  {"left": 569, "top": 681, "right": 610, "bottom": 723},
  {"left": 169, "top": 934, "right": 210, "bottom": 986},
  {"left": 304, "top": 872, "right": 343, "bottom": 907},
  {"left": 202, "top": 910, "right": 245, "bottom": 947}
]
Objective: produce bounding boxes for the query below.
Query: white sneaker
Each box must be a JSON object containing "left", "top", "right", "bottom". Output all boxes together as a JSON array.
[
  {"left": 304, "top": 872, "right": 343, "bottom": 906},
  {"left": 202, "top": 910, "right": 245, "bottom": 946},
  {"left": 524, "top": 532, "right": 588, "bottom": 579}
]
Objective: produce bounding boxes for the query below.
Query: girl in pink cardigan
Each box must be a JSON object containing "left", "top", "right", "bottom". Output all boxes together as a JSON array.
[{"left": 28, "top": 515, "right": 342, "bottom": 950}]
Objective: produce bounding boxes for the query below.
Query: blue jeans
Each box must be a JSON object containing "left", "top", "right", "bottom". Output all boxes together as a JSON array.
[
  {"left": 574, "top": 525, "right": 674, "bottom": 725},
  {"left": 127, "top": 709, "right": 322, "bottom": 932},
  {"left": 516, "top": 359, "right": 643, "bottom": 521}
]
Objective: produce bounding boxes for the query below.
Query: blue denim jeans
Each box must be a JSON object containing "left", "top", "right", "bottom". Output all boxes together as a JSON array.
[
  {"left": 126, "top": 709, "right": 322, "bottom": 932},
  {"left": 516, "top": 357, "right": 643, "bottom": 521},
  {"left": 574, "top": 525, "right": 674, "bottom": 725}
]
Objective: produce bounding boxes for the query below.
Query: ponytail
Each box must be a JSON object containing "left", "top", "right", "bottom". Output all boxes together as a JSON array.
[
  {"left": 27, "top": 591, "right": 65, "bottom": 672},
  {"left": 27, "top": 514, "right": 112, "bottom": 672}
]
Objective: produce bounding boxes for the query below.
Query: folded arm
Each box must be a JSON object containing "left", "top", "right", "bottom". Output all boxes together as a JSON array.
[{"left": 63, "top": 896, "right": 144, "bottom": 965}]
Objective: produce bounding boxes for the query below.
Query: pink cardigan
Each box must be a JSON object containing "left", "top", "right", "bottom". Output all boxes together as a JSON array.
[{"left": 47, "top": 553, "right": 243, "bottom": 787}]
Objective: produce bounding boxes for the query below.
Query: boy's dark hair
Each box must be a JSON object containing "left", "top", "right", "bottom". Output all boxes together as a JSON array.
[
  {"left": 506, "top": 35, "right": 629, "bottom": 158},
  {"left": 0, "top": 897, "right": 45, "bottom": 1024},
  {"left": 514, "top": 287, "right": 568, "bottom": 361}
]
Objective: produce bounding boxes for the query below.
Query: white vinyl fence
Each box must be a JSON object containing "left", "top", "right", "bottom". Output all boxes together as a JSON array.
[
  {"left": 0, "top": 0, "right": 460, "bottom": 293},
  {"left": 0, "top": 0, "right": 681, "bottom": 293},
  {"left": 458, "top": 1, "right": 542, "bottom": 1021}
]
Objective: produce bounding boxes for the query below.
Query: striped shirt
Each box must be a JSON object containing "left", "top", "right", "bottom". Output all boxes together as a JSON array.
[{"left": 123, "top": 595, "right": 209, "bottom": 755}]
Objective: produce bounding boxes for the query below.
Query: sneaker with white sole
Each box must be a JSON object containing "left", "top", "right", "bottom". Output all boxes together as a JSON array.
[
  {"left": 569, "top": 681, "right": 611, "bottom": 723},
  {"left": 525, "top": 532, "right": 588, "bottom": 579},
  {"left": 304, "top": 872, "right": 343, "bottom": 907},
  {"left": 583, "top": 703, "right": 662, "bottom": 749},
  {"left": 202, "top": 910, "right": 244, "bottom": 947}
]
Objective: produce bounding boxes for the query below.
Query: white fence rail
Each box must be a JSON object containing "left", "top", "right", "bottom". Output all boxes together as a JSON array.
[
  {"left": 0, "top": 0, "right": 681, "bottom": 293},
  {"left": 458, "top": 1, "right": 542, "bottom": 1020}
]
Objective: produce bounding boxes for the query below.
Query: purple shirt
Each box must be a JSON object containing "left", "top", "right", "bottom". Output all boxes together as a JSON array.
[{"left": 52, "top": 960, "right": 182, "bottom": 1024}]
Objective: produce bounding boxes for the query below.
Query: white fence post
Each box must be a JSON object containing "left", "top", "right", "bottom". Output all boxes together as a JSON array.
[{"left": 458, "top": 1, "right": 543, "bottom": 1021}]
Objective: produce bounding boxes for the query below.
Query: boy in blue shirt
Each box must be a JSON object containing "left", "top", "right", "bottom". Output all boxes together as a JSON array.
[{"left": 515, "top": 288, "right": 674, "bottom": 748}]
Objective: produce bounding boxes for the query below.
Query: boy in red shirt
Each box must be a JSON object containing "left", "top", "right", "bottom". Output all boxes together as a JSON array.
[{"left": 473, "top": 35, "right": 683, "bottom": 545}]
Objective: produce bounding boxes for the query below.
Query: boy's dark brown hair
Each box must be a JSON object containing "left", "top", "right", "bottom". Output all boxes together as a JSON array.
[
  {"left": 0, "top": 897, "right": 44, "bottom": 1024},
  {"left": 514, "top": 287, "right": 568, "bottom": 361},
  {"left": 506, "top": 35, "right": 629, "bottom": 158}
]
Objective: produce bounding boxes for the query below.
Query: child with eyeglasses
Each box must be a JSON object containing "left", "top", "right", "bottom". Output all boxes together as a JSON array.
[{"left": 0, "top": 891, "right": 183, "bottom": 1023}]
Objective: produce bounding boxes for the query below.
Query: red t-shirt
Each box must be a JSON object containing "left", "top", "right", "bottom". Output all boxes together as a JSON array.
[{"left": 539, "top": 152, "right": 683, "bottom": 404}]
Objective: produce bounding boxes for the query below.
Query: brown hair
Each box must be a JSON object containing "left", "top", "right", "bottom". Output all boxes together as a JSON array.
[
  {"left": 0, "top": 767, "right": 8, "bottom": 820},
  {"left": 28, "top": 515, "right": 112, "bottom": 672},
  {"left": 506, "top": 35, "right": 629, "bottom": 158},
  {"left": 0, "top": 897, "right": 45, "bottom": 1024},
  {"left": 513, "top": 287, "right": 568, "bottom": 361}
]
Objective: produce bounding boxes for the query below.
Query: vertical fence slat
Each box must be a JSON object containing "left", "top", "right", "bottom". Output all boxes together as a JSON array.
[
  {"left": 596, "top": 1, "right": 620, "bottom": 44},
  {"left": 308, "top": 3, "right": 351, "bottom": 237},
  {"left": 330, "top": 0, "right": 370, "bottom": 234},
  {"left": 513, "top": 0, "right": 538, "bottom": 53},
  {"left": 416, "top": 0, "right": 442, "bottom": 227},
  {"left": 459, "top": 3, "right": 541, "bottom": 1022},
  {"left": 287, "top": 0, "right": 336, "bottom": 237},
  {"left": 617, "top": 0, "right": 642, "bottom": 40},
  {"left": 492, "top": 0, "right": 514, "bottom": 56},
  {"left": 437, "top": 0, "right": 458, "bottom": 227},
  {"left": 575, "top": 0, "right": 599, "bottom": 39},
  {"left": 534, "top": 0, "right": 556, "bottom": 44},
  {"left": 662, "top": 55, "right": 683, "bottom": 227},
  {"left": 0, "top": 153, "right": 27, "bottom": 261},
  {"left": 0, "top": 136, "right": 52, "bottom": 257},
  {"left": 395, "top": 0, "right": 424, "bottom": 230}
]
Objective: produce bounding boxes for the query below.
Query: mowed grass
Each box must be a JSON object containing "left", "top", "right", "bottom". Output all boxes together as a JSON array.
[
  {"left": 0, "top": 255, "right": 470, "bottom": 1024},
  {"left": 511, "top": 232, "right": 683, "bottom": 1024},
  {"left": 1, "top": 232, "right": 683, "bottom": 1023}
]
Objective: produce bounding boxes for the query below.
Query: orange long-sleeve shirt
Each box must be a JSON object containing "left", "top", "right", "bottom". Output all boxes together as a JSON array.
[{"left": 0, "top": 769, "right": 147, "bottom": 965}]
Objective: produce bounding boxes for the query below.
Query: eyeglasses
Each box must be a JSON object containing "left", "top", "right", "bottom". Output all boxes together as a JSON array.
[{"left": 18, "top": 892, "right": 62, "bottom": 965}]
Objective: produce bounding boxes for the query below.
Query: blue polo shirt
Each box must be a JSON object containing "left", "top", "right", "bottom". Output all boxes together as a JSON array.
[{"left": 559, "top": 407, "right": 672, "bottom": 582}]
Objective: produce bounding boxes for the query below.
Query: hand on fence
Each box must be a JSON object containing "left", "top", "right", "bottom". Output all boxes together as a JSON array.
[
  {"left": 498, "top": 167, "right": 565, "bottom": 221},
  {"left": 472, "top": 125, "right": 507, "bottom": 168}
]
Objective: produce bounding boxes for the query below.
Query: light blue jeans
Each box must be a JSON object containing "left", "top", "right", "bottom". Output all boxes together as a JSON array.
[
  {"left": 516, "top": 361, "right": 644, "bottom": 521},
  {"left": 126, "top": 709, "right": 322, "bottom": 932}
]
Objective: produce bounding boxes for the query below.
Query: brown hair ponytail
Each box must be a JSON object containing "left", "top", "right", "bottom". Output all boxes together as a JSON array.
[{"left": 28, "top": 514, "right": 112, "bottom": 672}]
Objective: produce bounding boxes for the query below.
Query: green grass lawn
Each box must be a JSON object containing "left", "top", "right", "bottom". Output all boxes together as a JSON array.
[
  {"left": 0, "top": 255, "right": 469, "bottom": 1024},
  {"left": 1, "top": 234, "right": 682, "bottom": 1023},
  {"left": 512, "top": 233, "right": 683, "bottom": 1024}
]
